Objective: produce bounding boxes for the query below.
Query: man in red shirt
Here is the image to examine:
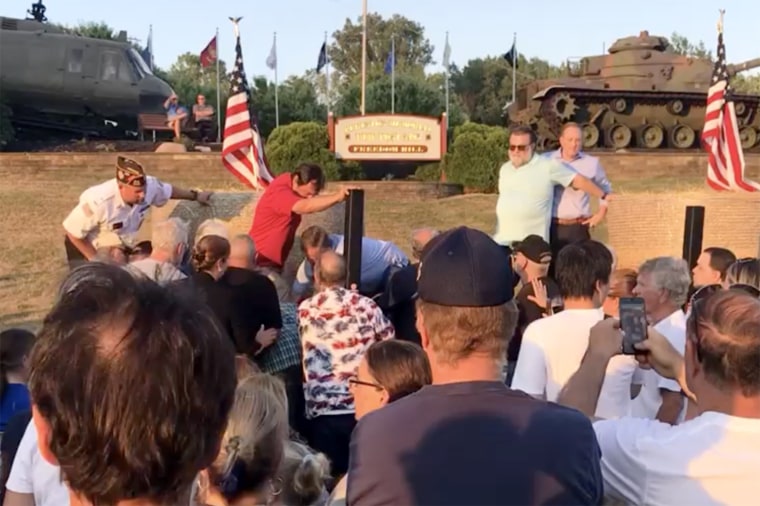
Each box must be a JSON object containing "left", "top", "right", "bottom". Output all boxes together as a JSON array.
[{"left": 250, "top": 163, "right": 348, "bottom": 273}]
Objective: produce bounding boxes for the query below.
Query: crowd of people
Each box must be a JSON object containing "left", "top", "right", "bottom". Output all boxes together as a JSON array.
[{"left": 1, "top": 124, "right": 760, "bottom": 506}]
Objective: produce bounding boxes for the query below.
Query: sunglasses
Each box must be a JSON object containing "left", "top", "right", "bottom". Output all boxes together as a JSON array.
[{"left": 509, "top": 144, "right": 531, "bottom": 152}]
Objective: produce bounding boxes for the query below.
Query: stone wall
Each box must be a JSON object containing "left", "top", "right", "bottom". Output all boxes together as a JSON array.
[
  {"left": 606, "top": 192, "right": 760, "bottom": 269},
  {"left": 3, "top": 151, "right": 758, "bottom": 185}
]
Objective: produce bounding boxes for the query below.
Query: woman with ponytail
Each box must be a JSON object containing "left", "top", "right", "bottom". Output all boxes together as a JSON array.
[{"left": 0, "top": 328, "right": 35, "bottom": 433}]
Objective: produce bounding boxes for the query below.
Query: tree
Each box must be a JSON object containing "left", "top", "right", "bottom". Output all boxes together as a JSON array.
[
  {"left": 249, "top": 76, "right": 326, "bottom": 138},
  {"left": 329, "top": 13, "right": 434, "bottom": 84},
  {"left": 451, "top": 55, "right": 564, "bottom": 126},
  {"left": 668, "top": 32, "right": 712, "bottom": 59},
  {"left": 333, "top": 73, "right": 456, "bottom": 121},
  {"left": 164, "top": 52, "right": 229, "bottom": 118}
]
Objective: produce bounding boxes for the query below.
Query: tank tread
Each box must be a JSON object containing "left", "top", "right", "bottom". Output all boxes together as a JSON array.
[{"left": 528, "top": 88, "right": 760, "bottom": 152}]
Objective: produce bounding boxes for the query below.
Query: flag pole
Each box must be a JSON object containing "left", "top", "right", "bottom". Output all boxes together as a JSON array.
[
  {"left": 325, "top": 30, "right": 330, "bottom": 120},
  {"left": 273, "top": 32, "right": 280, "bottom": 129},
  {"left": 215, "top": 27, "right": 221, "bottom": 143},
  {"left": 391, "top": 35, "right": 395, "bottom": 114},
  {"left": 444, "top": 31, "right": 450, "bottom": 130},
  {"left": 360, "top": 0, "right": 367, "bottom": 115},
  {"left": 148, "top": 24, "right": 153, "bottom": 70},
  {"left": 511, "top": 32, "right": 517, "bottom": 105}
]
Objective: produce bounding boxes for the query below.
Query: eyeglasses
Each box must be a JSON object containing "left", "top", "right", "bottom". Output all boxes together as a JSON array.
[
  {"left": 348, "top": 377, "right": 383, "bottom": 390},
  {"left": 690, "top": 282, "right": 760, "bottom": 306},
  {"left": 509, "top": 144, "right": 531, "bottom": 152}
]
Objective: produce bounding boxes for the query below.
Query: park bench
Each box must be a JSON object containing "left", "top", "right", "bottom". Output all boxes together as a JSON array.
[{"left": 138, "top": 113, "right": 198, "bottom": 142}]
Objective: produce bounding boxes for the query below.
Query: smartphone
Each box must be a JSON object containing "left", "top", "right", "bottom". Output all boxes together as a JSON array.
[{"left": 619, "top": 297, "right": 648, "bottom": 355}]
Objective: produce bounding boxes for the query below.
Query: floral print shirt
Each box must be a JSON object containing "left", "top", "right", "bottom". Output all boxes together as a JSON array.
[{"left": 298, "top": 286, "right": 395, "bottom": 418}]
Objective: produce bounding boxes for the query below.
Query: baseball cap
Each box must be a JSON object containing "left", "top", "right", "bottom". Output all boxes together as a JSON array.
[
  {"left": 417, "top": 226, "right": 514, "bottom": 306},
  {"left": 513, "top": 235, "right": 552, "bottom": 264}
]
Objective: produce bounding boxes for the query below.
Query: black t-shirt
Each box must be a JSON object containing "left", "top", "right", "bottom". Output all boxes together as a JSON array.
[
  {"left": 347, "top": 381, "right": 603, "bottom": 506},
  {"left": 508, "top": 276, "right": 561, "bottom": 362}
]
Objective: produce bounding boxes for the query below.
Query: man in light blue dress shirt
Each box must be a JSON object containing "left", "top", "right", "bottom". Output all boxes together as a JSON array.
[
  {"left": 493, "top": 126, "right": 612, "bottom": 251},
  {"left": 293, "top": 225, "right": 409, "bottom": 299},
  {"left": 547, "top": 122, "right": 613, "bottom": 257}
]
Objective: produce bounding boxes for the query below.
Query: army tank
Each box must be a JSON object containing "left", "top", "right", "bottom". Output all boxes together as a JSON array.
[{"left": 506, "top": 31, "right": 760, "bottom": 152}]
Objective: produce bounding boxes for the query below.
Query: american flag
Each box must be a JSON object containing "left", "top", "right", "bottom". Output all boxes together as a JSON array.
[
  {"left": 701, "top": 21, "right": 759, "bottom": 192},
  {"left": 221, "top": 30, "right": 274, "bottom": 190}
]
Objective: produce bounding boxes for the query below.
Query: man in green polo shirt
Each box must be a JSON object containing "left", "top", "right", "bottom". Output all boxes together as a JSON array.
[{"left": 493, "top": 126, "right": 612, "bottom": 248}]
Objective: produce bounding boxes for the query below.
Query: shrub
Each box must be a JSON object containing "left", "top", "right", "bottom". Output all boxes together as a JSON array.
[
  {"left": 414, "top": 162, "right": 442, "bottom": 181},
  {"left": 444, "top": 122, "right": 508, "bottom": 192},
  {"left": 265, "top": 121, "right": 360, "bottom": 181}
]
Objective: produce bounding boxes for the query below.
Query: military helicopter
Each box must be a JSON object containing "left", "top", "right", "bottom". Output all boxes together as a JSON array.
[{"left": 0, "top": 1, "right": 175, "bottom": 137}]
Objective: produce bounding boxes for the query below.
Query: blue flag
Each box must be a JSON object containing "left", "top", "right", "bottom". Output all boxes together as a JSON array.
[{"left": 384, "top": 49, "right": 395, "bottom": 74}]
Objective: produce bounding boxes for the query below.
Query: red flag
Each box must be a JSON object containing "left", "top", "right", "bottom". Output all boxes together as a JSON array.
[
  {"left": 221, "top": 32, "right": 274, "bottom": 190},
  {"left": 200, "top": 36, "right": 217, "bottom": 68},
  {"left": 702, "top": 23, "right": 759, "bottom": 192}
]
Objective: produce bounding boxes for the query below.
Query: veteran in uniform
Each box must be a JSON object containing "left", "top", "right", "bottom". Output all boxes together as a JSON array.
[{"left": 62, "top": 156, "right": 212, "bottom": 269}]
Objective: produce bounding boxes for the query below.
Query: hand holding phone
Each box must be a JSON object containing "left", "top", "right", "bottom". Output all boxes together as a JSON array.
[{"left": 619, "top": 297, "right": 648, "bottom": 355}]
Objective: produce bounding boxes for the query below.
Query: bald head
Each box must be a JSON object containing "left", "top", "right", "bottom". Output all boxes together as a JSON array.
[
  {"left": 411, "top": 227, "right": 440, "bottom": 260},
  {"left": 315, "top": 249, "right": 346, "bottom": 288},
  {"left": 228, "top": 235, "right": 256, "bottom": 269}
]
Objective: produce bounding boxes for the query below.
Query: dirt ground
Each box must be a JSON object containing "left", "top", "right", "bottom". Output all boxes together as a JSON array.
[{"left": 0, "top": 157, "right": 709, "bottom": 328}]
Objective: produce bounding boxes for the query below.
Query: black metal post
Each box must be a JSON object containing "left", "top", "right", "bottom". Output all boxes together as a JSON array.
[
  {"left": 682, "top": 206, "right": 705, "bottom": 268},
  {"left": 343, "top": 189, "right": 364, "bottom": 289}
]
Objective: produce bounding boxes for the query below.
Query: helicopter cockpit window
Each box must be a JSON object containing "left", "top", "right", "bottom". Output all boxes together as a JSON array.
[
  {"left": 68, "top": 48, "right": 84, "bottom": 73},
  {"left": 99, "top": 51, "right": 134, "bottom": 82},
  {"left": 128, "top": 48, "right": 153, "bottom": 78}
]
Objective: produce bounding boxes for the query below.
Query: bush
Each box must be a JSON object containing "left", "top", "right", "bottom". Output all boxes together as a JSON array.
[
  {"left": 0, "top": 104, "right": 15, "bottom": 151},
  {"left": 265, "top": 121, "right": 360, "bottom": 181},
  {"left": 444, "top": 122, "right": 508, "bottom": 193},
  {"left": 414, "top": 162, "right": 442, "bottom": 181}
]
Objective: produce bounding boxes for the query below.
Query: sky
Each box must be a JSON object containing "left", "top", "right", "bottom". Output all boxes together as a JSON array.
[{"left": 5, "top": 0, "right": 760, "bottom": 79}]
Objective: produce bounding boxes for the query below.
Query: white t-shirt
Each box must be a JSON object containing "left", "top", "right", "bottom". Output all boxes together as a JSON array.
[
  {"left": 630, "top": 310, "right": 687, "bottom": 420},
  {"left": 5, "top": 421, "right": 69, "bottom": 506},
  {"left": 511, "top": 308, "right": 638, "bottom": 419},
  {"left": 594, "top": 411, "right": 760, "bottom": 505}
]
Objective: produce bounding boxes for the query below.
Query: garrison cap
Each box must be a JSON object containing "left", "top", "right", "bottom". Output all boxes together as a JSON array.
[{"left": 116, "top": 156, "right": 146, "bottom": 187}]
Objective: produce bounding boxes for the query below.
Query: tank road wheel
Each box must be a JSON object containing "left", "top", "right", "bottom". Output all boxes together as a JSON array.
[
  {"left": 611, "top": 97, "right": 628, "bottom": 113},
  {"left": 581, "top": 123, "right": 600, "bottom": 149},
  {"left": 735, "top": 102, "right": 747, "bottom": 116},
  {"left": 639, "top": 124, "right": 664, "bottom": 149},
  {"left": 606, "top": 124, "right": 632, "bottom": 149},
  {"left": 667, "top": 99, "right": 686, "bottom": 116},
  {"left": 669, "top": 124, "right": 696, "bottom": 149},
  {"left": 739, "top": 126, "right": 758, "bottom": 150}
]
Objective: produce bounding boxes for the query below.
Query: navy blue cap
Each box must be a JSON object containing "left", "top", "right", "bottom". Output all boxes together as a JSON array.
[{"left": 417, "top": 226, "right": 514, "bottom": 306}]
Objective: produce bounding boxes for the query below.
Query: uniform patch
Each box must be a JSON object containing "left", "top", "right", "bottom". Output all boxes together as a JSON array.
[{"left": 81, "top": 203, "right": 94, "bottom": 217}]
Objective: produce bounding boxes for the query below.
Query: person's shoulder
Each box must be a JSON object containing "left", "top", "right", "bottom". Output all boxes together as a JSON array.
[
  {"left": 354, "top": 391, "right": 422, "bottom": 439},
  {"left": 82, "top": 179, "right": 118, "bottom": 203}
]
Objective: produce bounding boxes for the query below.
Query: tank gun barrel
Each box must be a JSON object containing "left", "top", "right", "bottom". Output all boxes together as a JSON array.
[{"left": 727, "top": 58, "right": 760, "bottom": 77}]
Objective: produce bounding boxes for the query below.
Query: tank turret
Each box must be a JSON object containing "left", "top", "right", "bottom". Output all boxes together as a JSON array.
[{"left": 507, "top": 30, "right": 760, "bottom": 152}]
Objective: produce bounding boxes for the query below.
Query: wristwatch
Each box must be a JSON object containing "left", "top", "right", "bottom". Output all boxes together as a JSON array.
[{"left": 189, "top": 190, "right": 199, "bottom": 201}]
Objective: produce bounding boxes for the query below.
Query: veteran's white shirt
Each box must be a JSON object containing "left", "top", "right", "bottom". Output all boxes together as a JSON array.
[{"left": 62, "top": 177, "right": 172, "bottom": 248}]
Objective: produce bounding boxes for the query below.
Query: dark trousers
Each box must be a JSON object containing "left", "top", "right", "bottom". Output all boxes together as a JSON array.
[
  {"left": 64, "top": 236, "right": 88, "bottom": 271},
  {"left": 275, "top": 364, "right": 307, "bottom": 438},
  {"left": 307, "top": 413, "right": 356, "bottom": 478},
  {"left": 197, "top": 120, "right": 214, "bottom": 141},
  {"left": 549, "top": 220, "right": 591, "bottom": 276}
]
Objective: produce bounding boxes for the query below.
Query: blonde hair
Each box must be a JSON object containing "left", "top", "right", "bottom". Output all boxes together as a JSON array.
[
  {"left": 416, "top": 299, "right": 519, "bottom": 366},
  {"left": 195, "top": 219, "right": 230, "bottom": 243},
  {"left": 208, "top": 374, "right": 289, "bottom": 501},
  {"left": 276, "top": 441, "right": 330, "bottom": 506},
  {"left": 245, "top": 370, "right": 288, "bottom": 418},
  {"left": 725, "top": 258, "right": 760, "bottom": 290},
  {"left": 234, "top": 355, "right": 261, "bottom": 383}
]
